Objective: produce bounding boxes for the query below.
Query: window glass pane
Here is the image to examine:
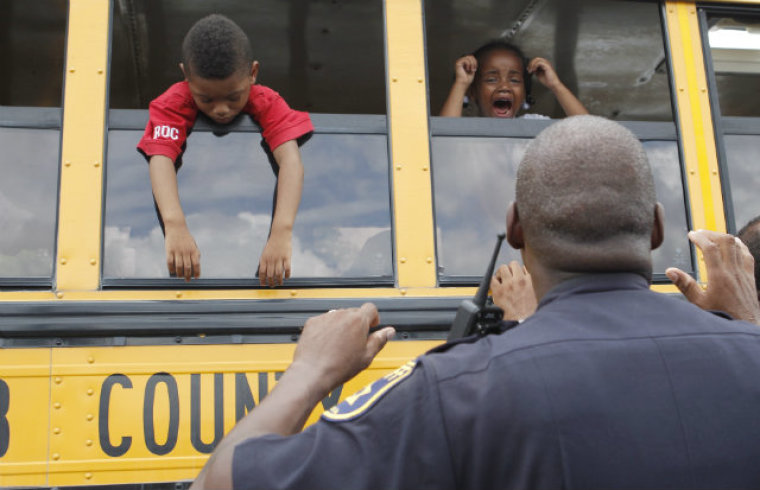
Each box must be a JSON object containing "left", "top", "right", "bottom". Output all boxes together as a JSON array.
[
  {"left": 724, "top": 134, "right": 760, "bottom": 231},
  {"left": 426, "top": 0, "right": 672, "bottom": 121},
  {"left": 104, "top": 127, "right": 392, "bottom": 281},
  {"left": 0, "top": 128, "right": 59, "bottom": 277},
  {"left": 0, "top": 0, "right": 67, "bottom": 107},
  {"left": 109, "top": 0, "right": 385, "bottom": 114},
  {"left": 431, "top": 136, "right": 691, "bottom": 281},
  {"left": 705, "top": 14, "right": 760, "bottom": 117}
]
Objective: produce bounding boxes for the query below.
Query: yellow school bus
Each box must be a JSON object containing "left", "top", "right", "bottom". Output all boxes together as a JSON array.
[{"left": 1, "top": 0, "right": 759, "bottom": 487}]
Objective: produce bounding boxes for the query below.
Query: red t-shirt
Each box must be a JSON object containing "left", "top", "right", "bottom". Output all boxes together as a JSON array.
[{"left": 137, "top": 82, "right": 313, "bottom": 163}]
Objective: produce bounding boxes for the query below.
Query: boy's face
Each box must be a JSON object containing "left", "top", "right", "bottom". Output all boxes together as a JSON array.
[
  {"left": 472, "top": 50, "right": 526, "bottom": 118},
  {"left": 182, "top": 62, "right": 259, "bottom": 125}
]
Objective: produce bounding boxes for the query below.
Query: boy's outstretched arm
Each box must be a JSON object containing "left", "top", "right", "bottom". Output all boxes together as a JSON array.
[
  {"left": 440, "top": 55, "right": 478, "bottom": 117},
  {"left": 528, "top": 57, "right": 588, "bottom": 117},
  {"left": 259, "top": 140, "right": 304, "bottom": 287},
  {"left": 149, "top": 155, "right": 201, "bottom": 281}
]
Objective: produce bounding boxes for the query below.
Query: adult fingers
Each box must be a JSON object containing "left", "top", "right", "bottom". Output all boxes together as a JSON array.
[
  {"left": 284, "top": 257, "right": 291, "bottom": 280},
  {"left": 364, "top": 327, "right": 396, "bottom": 365},
  {"left": 666, "top": 267, "right": 703, "bottom": 304},
  {"left": 358, "top": 303, "right": 380, "bottom": 330},
  {"left": 494, "top": 264, "right": 509, "bottom": 283},
  {"left": 507, "top": 260, "right": 523, "bottom": 277},
  {"left": 736, "top": 236, "right": 755, "bottom": 275}
]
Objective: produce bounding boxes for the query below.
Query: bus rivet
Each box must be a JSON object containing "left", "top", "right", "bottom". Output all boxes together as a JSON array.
[
  {"left": 87, "top": 356, "right": 94, "bottom": 364},
  {"left": 69, "top": 68, "right": 75, "bottom": 73},
  {"left": 52, "top": 453, "right": 60, "bottom": 460},
  {"left": 94, "top": 161, "right": 100, "bottom": 168},
  {"left": 64, "top": 160, "right": 71, "bottom": 167},
  {"left": 85, "top": 472, "right": 93, "bottom": 479},
  {"left": 426, "top": 257, "right": 433, "bottom": 263},
  {"left": 392, "top": 77, "right": 398, "bottom": 82},
  {"left": 418, "top": 78, "right": 423, "bottom": 83},
  {"left": 690, "top": 169, "right": 695, "bottom": 175},
  {"left": 422, "top": 166, "right": 428, "bottom": 171},
  {"left": 60, "top": 258, "right": 67, "bottom": 265},
  {"left": 87, "top": 388, "right": 94, "bottom": 396},
  {"left": 400, "top": 289, "right": 407, "bottom": 296},
  {"left": 56, "top": 292, "right": 64, "bottom": 299},
  {"left": 679, "top": 88, "right": 684, "bottom": 92},
  {"left": 53, "top": 402, "right": 61, "bottom": 409},
  {"left": 701, "top": 88, "right": 706, "bottom": 93},
  {"left": 86, "top": 414, "right": 94, "bottom": 421},
  {"left": 400, "top": 257, "right": 407, "bottom": 263},
  {"left": 53, "top": 427, "right": 61, "bottom": 434},
  {"left": 54, "top": 377, "right": 62, "bottom": 384},
  {"left": 86, "top": 439, "right": 93, "bottom": 447},
  {"left": 176, "top": 292, "right": 183, "bottom": 298},
  {"left": 97, "top": 69, "right": 104, "bottom": 74},
  {"left": 290, "top": 290, "right": 297, "bottom": 296},
  {"left": 90, "top": 259, "right": 97, "bottom": 265},
  {"left": 712, "top": 170, "right": 717, "bottom": 175}
]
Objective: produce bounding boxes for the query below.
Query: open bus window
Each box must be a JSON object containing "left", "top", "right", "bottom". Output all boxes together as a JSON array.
[
  {"left": 701, "top": 10, "right": 760, "bottom": 233},
  {"left": 426, "top": 0, "right": 691, "bottom": 284},
  {"left": 426, "top": 0, "right": 673, "bottom": 121},
  {"left": 0, "top": 0, "right": 66, "bottom": 285},
  {"left": 105, "top": 2, "right": 392, "bottom": 286},
  {"left": 109, "top": 0, "right": 385, "bottom": 114}
]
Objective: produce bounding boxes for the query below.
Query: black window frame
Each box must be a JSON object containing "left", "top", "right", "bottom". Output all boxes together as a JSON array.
[
  {"left": 0, "top": 107, "right": 64, "bottom": 290},
  {"left": 698, "top": 5, "right": 760, "bottom": 234}
]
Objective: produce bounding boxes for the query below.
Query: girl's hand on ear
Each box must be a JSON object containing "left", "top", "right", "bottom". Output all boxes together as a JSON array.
[
  {"left": 528, "top": 57, "right": 562, "bottom": 91},
  {"left": 453, "top": 55, "right": 478, "bottom": 88}
]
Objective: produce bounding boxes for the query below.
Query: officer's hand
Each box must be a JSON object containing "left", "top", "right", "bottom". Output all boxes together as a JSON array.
[
  {"left": 491, "top": 261, "right": 538, "bottom": 321},
  {"left": 666, "top": 230, "right": 760, "bottom": 325},
  {"left": 292, "top": 304, "right": 396, "bottom": 394}
]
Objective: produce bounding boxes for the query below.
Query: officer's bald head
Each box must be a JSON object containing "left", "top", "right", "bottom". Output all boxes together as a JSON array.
[{"left": 512, "top": 116, "right": 661, "bottom": 277}]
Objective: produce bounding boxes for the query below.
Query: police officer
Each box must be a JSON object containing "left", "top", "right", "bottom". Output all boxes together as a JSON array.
[{"left": 192, "top": 116, "right": 760, "bottom": 490}]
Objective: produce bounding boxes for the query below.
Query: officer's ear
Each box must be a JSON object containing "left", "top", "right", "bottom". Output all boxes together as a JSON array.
[
  {"left": 651, "top": 203, "right": 665, "bottom": 250},
  {"left": 507, "top": 202, "right": 525, "bottom": 250},
  {"left": 179, "top": 63, "right": 188, "bottom": 81}
]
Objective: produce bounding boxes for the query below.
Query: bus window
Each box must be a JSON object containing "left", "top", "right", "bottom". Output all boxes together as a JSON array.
[
  {"left": 104, "top": 2, "right": 391, "bottom": 285},
  {"left": 426, "top": 0, "right": 691, "bottom": 283},
  {"left": 431, "top": 121, "right": 691, "bottom": 283},
  {"left": 0, "top": 0, "right": 67, "bottom": 285},
  {"left": 701, "top": 10, "right": 760, "bottom": 232}
]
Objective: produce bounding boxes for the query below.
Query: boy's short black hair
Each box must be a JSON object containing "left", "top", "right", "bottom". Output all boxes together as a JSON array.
[
  {"left": 472, "top": 40, "right": 534, "bottom": 105},
  {"left": 182, "top": 14, "right": 253, "bottom": 79}
]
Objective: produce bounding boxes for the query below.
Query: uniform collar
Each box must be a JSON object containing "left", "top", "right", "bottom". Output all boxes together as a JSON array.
[{"left": 537, "top": 273, "right": 650, "bottom": 311}]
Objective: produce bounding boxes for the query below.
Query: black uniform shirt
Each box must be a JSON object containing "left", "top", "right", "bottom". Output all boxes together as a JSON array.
[{"left": 233, "top": 273, "right": 760, "bottom": 489}]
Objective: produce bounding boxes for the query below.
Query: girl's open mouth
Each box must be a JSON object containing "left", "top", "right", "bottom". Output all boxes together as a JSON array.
[{"left": 493, "top": 98, "right": 513, "bottom": 117}]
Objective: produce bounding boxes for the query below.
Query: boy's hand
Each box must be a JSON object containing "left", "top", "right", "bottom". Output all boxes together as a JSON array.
[
  {"left": 165, "top": 224, "right": 201, "bottom": 282},
  {"left": 453, "top": 55, "right": 478, "bottom": 87},
  {"left": 491, "top": 261, "right": 538, "bottom": 321},
  {"left": 528, "top": 57, "right": 562, "bottom": 91},
  {"left": 259, "top": 229, "right": 292, "bottom": 287}
]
